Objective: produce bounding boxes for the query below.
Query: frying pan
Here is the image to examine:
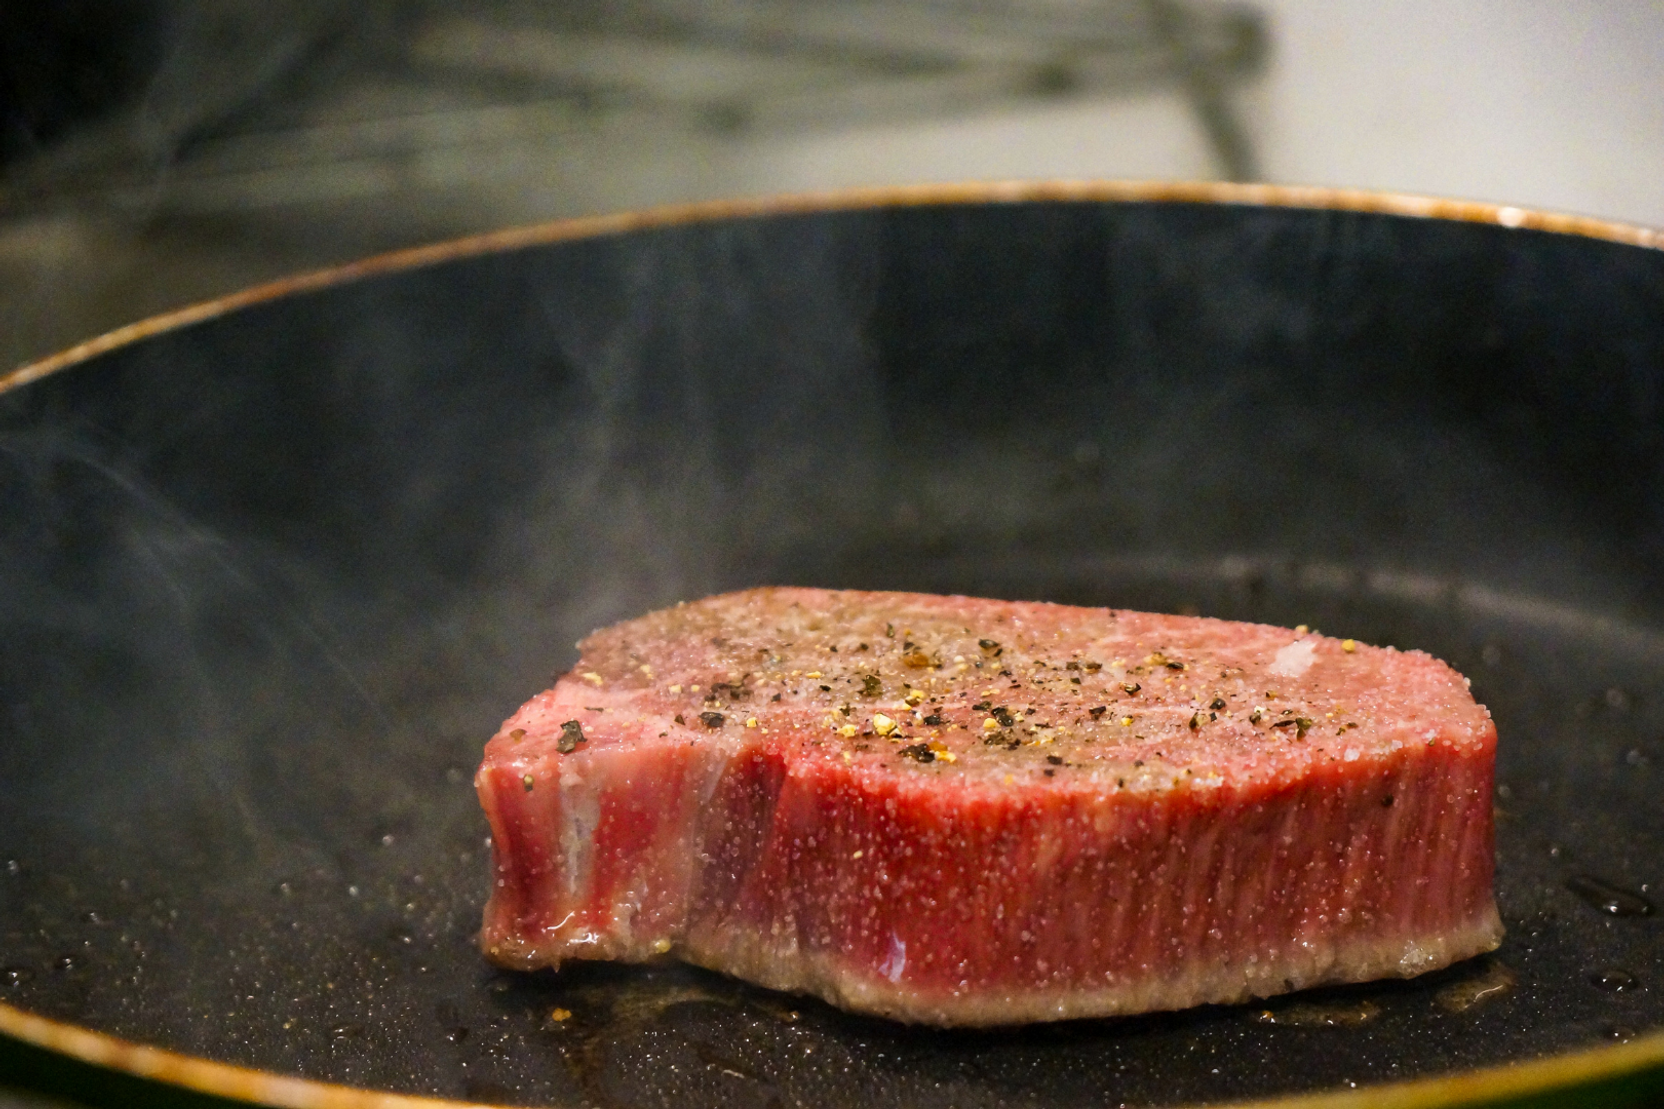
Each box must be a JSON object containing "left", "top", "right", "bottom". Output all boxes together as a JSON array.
[{"left": 0, "top": 182, "right": 1661, "bottom": 1109}]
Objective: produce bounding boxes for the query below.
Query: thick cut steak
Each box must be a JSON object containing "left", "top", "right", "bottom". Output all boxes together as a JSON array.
[{"left": 477, "top": 589, "right": 1500, "bottom": 1026}]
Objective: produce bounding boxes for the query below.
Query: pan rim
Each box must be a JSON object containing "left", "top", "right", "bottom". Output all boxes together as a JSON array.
[
  {"left": 3, "top": 178, "right": 1662, "bottom": 401},
  {"left": 4, "top": 995, "right": 1662, "bottom": 1109},
  {"left": 2, "top": 177, "right": 1662, "bottom": 1107}
]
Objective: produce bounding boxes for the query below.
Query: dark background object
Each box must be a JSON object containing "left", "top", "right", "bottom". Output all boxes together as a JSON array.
[
  {"left": 0, "top": 1, "right": 162, "bottom": 168},
  {"left": 0, "top": 0, "right": 1266, "bottom": 374},
  {"left": 0, "top": 0, "right": 1262, "bottom": 207},
  {"left": 0, "top": 190, "right": 1662, "bottom": 1107},
  {"left": 0, "top": 1, "right": 361, "bottom": 181}
]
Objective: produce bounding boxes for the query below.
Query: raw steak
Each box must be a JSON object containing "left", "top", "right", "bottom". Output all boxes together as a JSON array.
[{"left": 477, "top": 588, "right": 1500, "bottom": 1026}]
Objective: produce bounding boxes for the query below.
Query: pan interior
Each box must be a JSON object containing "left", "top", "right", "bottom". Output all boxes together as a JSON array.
[{"left": 1, "top": 197, "right": 1661, "bottom": 1107}]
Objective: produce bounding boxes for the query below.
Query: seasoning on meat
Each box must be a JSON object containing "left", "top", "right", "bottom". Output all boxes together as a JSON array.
[
  {"left": 556, "top": 720, "right": 586, "bottom": 753},
  {"left": 476, "top": 588, "right": 1501, "bottom": 1026}
]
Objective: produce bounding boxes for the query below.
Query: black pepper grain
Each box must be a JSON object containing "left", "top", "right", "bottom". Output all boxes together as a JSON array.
[{"left": 557, "top": 720, "right": 587, "bottom": 754}]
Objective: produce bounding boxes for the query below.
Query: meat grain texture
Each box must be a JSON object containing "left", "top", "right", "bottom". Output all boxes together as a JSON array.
[{"left": 477, "top": 589, "right": 1500, "bottom": 1026}]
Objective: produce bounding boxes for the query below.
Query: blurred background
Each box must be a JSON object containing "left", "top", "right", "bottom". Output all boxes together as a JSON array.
[{"left": 1, "top": 0, "right": 1661, "bottom": 372}]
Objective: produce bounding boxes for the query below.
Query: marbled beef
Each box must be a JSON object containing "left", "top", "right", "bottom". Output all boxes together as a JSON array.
[{"left": 477, "top": 588, "right": 1500, "bottom": 1026}]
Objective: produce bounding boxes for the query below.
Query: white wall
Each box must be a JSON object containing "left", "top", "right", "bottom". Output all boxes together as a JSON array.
[
  {"left": 1249, "top": 0, "right": 1664, "bottom": 227},
  {"left": 730, "top": 0, "right": 1664, "bottom": 229}
]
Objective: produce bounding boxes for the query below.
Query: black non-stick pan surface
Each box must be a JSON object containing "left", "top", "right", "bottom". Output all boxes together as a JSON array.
[{"left": 1, "top": 184, "right": 1661, "bottom": 1108}]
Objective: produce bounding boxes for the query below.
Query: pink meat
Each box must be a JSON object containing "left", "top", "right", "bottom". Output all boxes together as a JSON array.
[{"left": 477, "top": 588, "right": 1500, "bottom": 1026}]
